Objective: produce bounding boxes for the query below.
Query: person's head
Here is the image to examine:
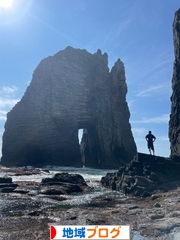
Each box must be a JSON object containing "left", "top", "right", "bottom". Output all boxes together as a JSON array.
[{"left": 149, "top": 131, "right": 151, "bottom": 134}]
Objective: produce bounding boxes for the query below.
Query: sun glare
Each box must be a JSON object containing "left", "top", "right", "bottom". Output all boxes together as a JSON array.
[{"left": 0, "top": 0, "right": 12, "bottom": 8}]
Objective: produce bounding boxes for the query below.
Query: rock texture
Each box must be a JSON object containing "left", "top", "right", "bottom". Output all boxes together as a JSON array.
[
  {"left": 41, "top": 172, "right": 89, "bottom": 195},
  {"left": 101, "top": 153, "right": 180, "bottom": 197},
  {"left": 1, "top": 46, "right": 136, "bottom": 168},
  {"left": 0, "top": 170, "right": 89, "bottom": 196},
  {"left": 169, "top": 9, "right": 180, "bottom": 157},
  {"left": 1, "top": 167, "right": 180, "bottom": 239},
  {"left": 0, "top": 177, "right": 18, "bottom": 193}
]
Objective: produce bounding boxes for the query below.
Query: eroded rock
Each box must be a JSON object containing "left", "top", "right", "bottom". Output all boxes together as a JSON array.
[
  {"left": 169, "top": 8, "right": 180, "bottom": 157},
  {"left": 101, "top": 152, "right": 180, "bottom": 197},
  {"left": 0, "top": 177, "right": 18, "bottom": 193},
  {"left": 1, "top": 47, "right": 136, "bottom": 168},
  {"left": 0, "top": 177, "right": 12, "bottom": 183},
  {"left": 41, "top": 172, "right": 89, "bottom": 195}
]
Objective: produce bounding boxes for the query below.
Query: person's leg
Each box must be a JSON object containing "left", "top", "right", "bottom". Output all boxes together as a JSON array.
[
  {"left": 151, "top": 144, "right": 155, "bottom": 155},
  {"left": 148, "top": 142, "right": 152, "bottom": 155},
  {"left": 148, "top": 148, "right": 152, "bottom": 155}
]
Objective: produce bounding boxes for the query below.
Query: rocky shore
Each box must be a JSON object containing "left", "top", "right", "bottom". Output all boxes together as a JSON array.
[
  {"left": 0, "top": 164, "right": 180, "bottom": 240},
  {"left": 101, "top": 153, "right": 180, "bottom": 198}
]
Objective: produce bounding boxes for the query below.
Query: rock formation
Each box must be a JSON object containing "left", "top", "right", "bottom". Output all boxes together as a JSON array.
[
  {"left": 169, "top": 9, "right": 180, "bottom": 157},
  {"left": 1, "top": 47, "right": 136, "bottom": 168},
  {"left": 101, "top": 153, "right": 180, "bottom": 198},
  {"left": 0, "top": 177, "right": 18, "bottom": 193},
  {"left": 41, "top": 172, "right": 88, "bottom": 195}
]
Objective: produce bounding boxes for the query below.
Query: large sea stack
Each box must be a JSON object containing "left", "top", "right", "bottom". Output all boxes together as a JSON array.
[
  {"left": 169, "top": 9, "right": 180, "bottom": 157},
  {"left": 1, "top": 47, "right": 136, "bottom": 168}
]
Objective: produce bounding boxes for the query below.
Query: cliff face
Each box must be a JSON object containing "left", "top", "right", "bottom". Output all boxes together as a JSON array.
[
  {"left": 1, "top": 47, "right": 136, "bottom": 168},
  {"left": 169, "top": 9, "right": 180, "bottom": 157}
]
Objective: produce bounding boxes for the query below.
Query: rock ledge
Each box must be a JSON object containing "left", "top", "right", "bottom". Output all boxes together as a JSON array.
[{"left": 101, "top": 153, "right": 180, "bottom": 197}]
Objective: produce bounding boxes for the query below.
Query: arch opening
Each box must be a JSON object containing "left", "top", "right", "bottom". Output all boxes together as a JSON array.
[{"left": 78, "top": 128, "right": 84, "bottom": 144}]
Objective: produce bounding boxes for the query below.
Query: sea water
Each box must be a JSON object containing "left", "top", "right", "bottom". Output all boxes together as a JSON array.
[
  {"left": 0, "top": 165, "right": 148, "bottom": 239},
  {"left": 11, "top": 166, "right": 124, "bottom": 206}
]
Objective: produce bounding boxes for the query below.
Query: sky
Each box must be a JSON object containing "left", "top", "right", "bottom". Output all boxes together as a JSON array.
[{"left": 0, "top": 0, "right": 179, "bottom": 159}]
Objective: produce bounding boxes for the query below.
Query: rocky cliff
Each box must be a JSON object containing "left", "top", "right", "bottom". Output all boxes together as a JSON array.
[
  {"left": 1, "top": 47, "right": 136, "bottom": 168},
  {"left": 169, "top": 9, "right": 180, "bottom": 157}
]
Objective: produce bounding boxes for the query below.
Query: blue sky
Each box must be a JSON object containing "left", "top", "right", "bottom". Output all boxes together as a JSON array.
[{"left": 0, "top": 0, "right": 179, "bottom": 158}]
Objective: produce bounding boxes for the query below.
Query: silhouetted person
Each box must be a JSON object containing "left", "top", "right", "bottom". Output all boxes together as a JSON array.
[{"left": 145, "top": 131, "right": 156, "bottom": 155}]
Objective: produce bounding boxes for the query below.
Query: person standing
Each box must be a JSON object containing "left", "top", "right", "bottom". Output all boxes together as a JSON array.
[{"left": 145, "top": 131, "right": 156, "bottom": 155}]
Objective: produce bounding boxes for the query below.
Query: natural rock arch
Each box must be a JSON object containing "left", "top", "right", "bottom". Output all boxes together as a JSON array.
[{"left": 1, "top": 47, "right": 136, "bottom": 168}]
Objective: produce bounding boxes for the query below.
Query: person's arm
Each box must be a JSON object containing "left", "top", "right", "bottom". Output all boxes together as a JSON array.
[{"left": 153, "top": 135, "right": 156, "bottom": 142}]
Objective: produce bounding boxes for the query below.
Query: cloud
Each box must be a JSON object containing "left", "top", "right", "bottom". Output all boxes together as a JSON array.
[
  {"left": 158, "top": 136, "right": 169, "bottom": 141},
  {"left": 0, "top": 97, "right": 19, "bottom": 109},
  {"left": 128, "top": 100, "right": 135, "bottom": 108},
  {"left": 102, "top": 18, "right": 133, "bottom": 47},
  {"left": 1, "top": 86, "right": 18, "bottom": 94},
  {"left": 136, "top": 84, "right": 166, "bottom": 97},
  {"left": 0, "top": 86, "right": 20, "bottom": 121},
  {"left": 142, "top": 57, "right": 172, "bottom": 78},
  {"left": 130, "top": 51, "right": 172, "bottom": 84},
  {"left": 132, "top": 127, "right": 147, "bottom": 136},
  {"left": 29, "top": 12, "right": 76, "bottom": 44},
  {"left": 127, "top": 99, "right": 136, "bottom": 114},
  {"left": 117, "top": 19, "right": 132, "bottom": 36},
  {"left": 0, "top": 86, "right": 19, "bottom": 99},
  {"left": 131, "top": 114, "right": 169, "bottom": 124},
  {"left": 0, "top": 86, "right": 20, "bottom": 157},
  {"left": 0, "top": 110, "right": 7, "bottom": 121}
]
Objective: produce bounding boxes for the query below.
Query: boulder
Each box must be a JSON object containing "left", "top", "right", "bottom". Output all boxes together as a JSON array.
[
  {"left": 0, "top": 177, "right": 18, "bottom": 193},
  {"left": 0, "top": 183, "right": 18, "bottom": 189},
  {"left": 0, "top": 187, "right": 17, "bottom": 193},
  {"left": 0, "top": 177, "right": 12, "bottom": 183},
  {"left": 42, "top": 172, "right": 87, "bottom": 186},
  {"left": 41, "top": 172, "right": 89, "bottom": 195}
]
